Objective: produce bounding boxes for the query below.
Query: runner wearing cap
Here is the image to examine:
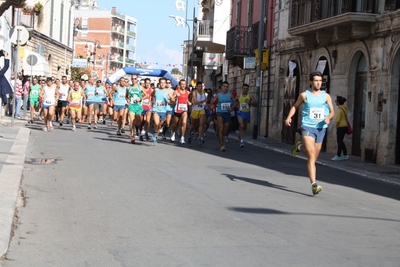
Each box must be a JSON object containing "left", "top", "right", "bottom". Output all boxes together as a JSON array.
[{"left": 93, "top": 79, "right": 107, "bottom": 129}]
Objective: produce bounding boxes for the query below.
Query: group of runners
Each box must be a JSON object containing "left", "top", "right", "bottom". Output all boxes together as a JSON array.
[
  {"left": 27, "top": 74, "right": 258, "bottom": 150},
  {"left": 27, "top": 70, "right": 334, "bottom": 196}
]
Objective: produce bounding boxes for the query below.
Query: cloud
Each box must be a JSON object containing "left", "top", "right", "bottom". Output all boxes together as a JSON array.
[{"left": 145, "top": 43, "right": 183, "bottom": 68}]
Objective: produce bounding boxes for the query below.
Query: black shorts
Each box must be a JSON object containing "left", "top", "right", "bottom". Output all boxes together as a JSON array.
[{"left": 57, "top": 100, "right": 69, "bottom": 108}]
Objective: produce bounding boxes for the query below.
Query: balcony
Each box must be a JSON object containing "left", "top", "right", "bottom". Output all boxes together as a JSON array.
[
  {"left": 288, "top": 0, "right": 378, "bottom": 44},
  {"left": 111, "top": 26, "right": 137, "bottom": 38},
  {"left": 225, "top": 23, "right": 259, "bottom": 60},
  {"left": 110, "top": 41, "right": 135, "bottom": 52},
  {"left": 20, "top": 12, "right": 35, "bottom": 28},
  {"left": 194, "top": 20, "right": 226, "bottom": 53}
]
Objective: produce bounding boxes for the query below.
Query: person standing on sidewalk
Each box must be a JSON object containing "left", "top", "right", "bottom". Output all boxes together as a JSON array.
[
  {"left": 13, "top": 74, "right": 23, "bottom": 119},
  {"left": 332, "top": 96, "right": 350, "bottom": 161},
  {"left": 0, "top": 50, "right": 13, "bottom": 109},
  {"left": 284, "top": 71, "right": 335, "bottom": 195}
]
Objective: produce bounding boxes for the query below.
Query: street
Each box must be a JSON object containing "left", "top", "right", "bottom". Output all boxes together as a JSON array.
[{"left": 1, "top": 122, "right": 399, "bottom": 267}]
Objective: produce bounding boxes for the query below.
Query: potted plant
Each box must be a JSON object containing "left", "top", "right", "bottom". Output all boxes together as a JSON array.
[
  {"left": 34, "top": 2, "right": 43, "bottom": 26},
  {"left": 22, "top": 5, "right": 32, "bottom": 14}
]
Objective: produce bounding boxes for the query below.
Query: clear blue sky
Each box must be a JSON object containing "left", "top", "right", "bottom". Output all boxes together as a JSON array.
[{"left": 96, "top": 0, "right": 197, "bottom": 72}]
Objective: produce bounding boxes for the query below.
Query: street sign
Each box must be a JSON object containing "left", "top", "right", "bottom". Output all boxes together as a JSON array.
[
  {"left": 10, "top": 26, "right": 30, "bottom": 46},
  {"left": 27, "top": 54, "right": 38, "bottom": 66},
  {"left": 72, "top": 58, "right": 88, "bottom": 68}
]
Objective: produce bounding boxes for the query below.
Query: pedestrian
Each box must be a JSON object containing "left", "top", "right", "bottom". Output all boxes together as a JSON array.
[
  {"left": 13, "top": 74, "right": 23, "bottom": 119},
  {"left": 0, "top": 50, "right": 13, "bottom": 109},
  {"left": 284, "top": 71, "right": 335, "bottom": 195},
  {"left": 332, "top": 96, "right": 350, "bottom": 161}
]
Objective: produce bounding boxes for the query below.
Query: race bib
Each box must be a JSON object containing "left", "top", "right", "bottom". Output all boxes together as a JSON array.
[
  {"left": 118, "top": 93, "right": 125, "bottom": 99},
  {"left": 156, "top": 100, "right": 165, "bottom": 108},
  {"left": 178, "top": 103, "right": 187, "bottom": 111},
  {"left": 71, "top": 100, "right": 80, "bottom": 107},
  {"left": 309, "top": 108, "right": 324, "bottom": 119},
  {"left": 197, "top": 103, "right": 204, "bottom": 109},
  {"left": 31, "top": 91, "right": 38, "bottom": 95},
  {"left": 87, "top": 92, "right": 94, "bottom": 97},
  {"left": 221, "top": 102, "right": 231, "bottom": 110},
  {"left": 130, "top": 97, "right": 139, "bottom": 104},
  {"left": 142, "top": 99, "right": 150, "bottom": 106},
  {"left": 44, "top": 99, "right": 54, "bottom": 105},
  {"left": 240, "top": 103, "right": 249, "bottom": 110}
]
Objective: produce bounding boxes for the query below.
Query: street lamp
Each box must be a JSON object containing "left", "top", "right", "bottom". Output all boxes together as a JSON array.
[{"left": 169, "top": 11, "right": 196, "bottom": 85}]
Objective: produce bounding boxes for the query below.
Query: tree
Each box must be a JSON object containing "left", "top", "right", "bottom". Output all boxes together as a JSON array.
[
  {"left": 71, "top": 67, "right": 90, "bottom": 82},
  {"left": 171, "top": 68, "right": 182, "bottom": 75}
]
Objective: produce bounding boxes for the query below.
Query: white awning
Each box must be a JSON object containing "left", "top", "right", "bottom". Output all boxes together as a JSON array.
[{"left": 23, "top": 50, "right": 50, "bottom": 77}]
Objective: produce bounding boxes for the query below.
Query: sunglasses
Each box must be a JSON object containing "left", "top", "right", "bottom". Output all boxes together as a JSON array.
[{"left": 166, "top": 82, "right": 171, "bottom": 84}]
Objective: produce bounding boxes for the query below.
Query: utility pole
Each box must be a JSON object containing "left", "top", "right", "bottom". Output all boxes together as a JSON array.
[{"left": 253, "top": 0, "right": 266, "bottom": 139}]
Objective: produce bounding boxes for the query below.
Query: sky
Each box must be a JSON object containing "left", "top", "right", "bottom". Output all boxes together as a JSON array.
[{"left": 96, "top": 0, "right": 197, "bottom": 72}]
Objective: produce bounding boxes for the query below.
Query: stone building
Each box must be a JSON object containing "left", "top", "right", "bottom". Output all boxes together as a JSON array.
[{"left": 272, "top": 0, "right": 400, "bottom": 165}]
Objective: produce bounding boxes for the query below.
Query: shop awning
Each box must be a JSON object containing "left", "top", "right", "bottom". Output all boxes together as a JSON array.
[{"left": 23, "top": 50, "right": 50, "bottom": 77}]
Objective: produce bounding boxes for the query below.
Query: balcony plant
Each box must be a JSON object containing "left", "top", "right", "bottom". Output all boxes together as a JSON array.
[
  {"left": 0, "top": 0, "right": 26, "bottom": 16},
  {"left": 22, "top": 5, "right": 33, "bottom": 14},
  {"left": 34, "top": 2, "right": 43, "bottom": 26}
]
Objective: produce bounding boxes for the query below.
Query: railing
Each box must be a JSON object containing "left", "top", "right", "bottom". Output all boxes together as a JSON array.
[
  {"left": 20, "top": 12, "right": 34, "bottom": 28},
  {"left": 226, "top": 24, "right": 259, "bottom": 59},
  {"left": 196, "top": 20, "right": 212, "bottom": 37},
  {"left": 111, "top": 10, "right": 125, "bottom": 20},
  {"left": 110, "top": 41, "right": 124, "bottom": 49},
  {"left": 289, "top": 0, "right": 378, "bottom": 28},
  {"left": 385, "top": 0, "right": 400, "bottom": 10}
]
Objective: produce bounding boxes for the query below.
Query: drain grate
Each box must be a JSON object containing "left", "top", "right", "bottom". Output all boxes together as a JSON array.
[{"left": 25, "top": 158, "right": 59, "bottom": 165}]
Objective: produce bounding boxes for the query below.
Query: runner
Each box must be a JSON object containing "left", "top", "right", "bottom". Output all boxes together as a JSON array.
[
  {"left": 28, "top": 77, "right": 41, "bottom": 124},
  {"left": 151, "top": 78, "right": 173, "bottom": 145},
  {"left": 236, "top": 84, "right": 257, "bottom": 148},
  {"left": 126, "top": 74, "right": 143, "bottom": 143},
  {"left": 189, "top": 81, "right": 207, "bottom": 145},
  {"left": 170, "top": 79, "right": 191, "bottom": 144},
  {"left": 110, "top": 78, "right": 127, "bottom": 135},
  {"left": 139, "top": 78, "right": 153, "bottom": 141},
  {"left": 93, "top": 79, "right": 107, "bottom": 129},
  {"left": 104, "top": 82, "right": 113, "bottom": 125},
  {"left": 210, "top": 81, "right": 236, "bottom": 151},
  {"left": 83, "top": 77, "right": 96, "bottom": 129},
  {"left": 57, "top": 76, "right": 70, "bottom": 126},
  {"left": 39, "top": 77, "right": 59, "bottom": 132},
  {"left": 161, "top": 79, "right": 175, "bottom": 139},
  {"left": 284, "top": 71, "right": 335, "bottom": 195},
  {"left": 67, "top": 81, "right": 85, "bottom": 131}
]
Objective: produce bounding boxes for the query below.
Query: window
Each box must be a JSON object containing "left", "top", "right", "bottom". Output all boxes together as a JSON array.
[{"left": 81, "top": 17, "right": 88, "bottom": 30}]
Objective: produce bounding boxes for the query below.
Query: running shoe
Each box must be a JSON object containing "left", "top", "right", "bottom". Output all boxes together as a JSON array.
[
  {"left": 93, "top": 124, "right": 98, "bottom": 129},
  {"left": 220, "top": 145, "right": 226, "bottom": 151},
  {"left": 131, "top": 136, "right": 135, "bottom": 144},
  {"left": 121, "top": 128, "right": 125, "bottom": 133},
  {"left": 240, "top": 140, "right": 244, "bottom": 148},
  {"left": 224, "top": 136, "right": 229, "bottom": 143},
  {"left": 153, "top": 137, "right": 158, "bottom": 146},
  {"left": 72, "top": 126, "right": 76, "bottom": 131},
  {"left": 117, "top": 130, "right": 121, "bottom": 136},
  {"left": 145, "top": 132, "right": 150, "bottom": 141},
  {"left": 59, "top": 122, "right": 63, "bottom": 126},
  {"left": 312, "top": 184, "right": 322, "bottom": 195},
  {"left": 139, "top": 135, "right": 144, "bottom": 141},
  {"left": 49, "top": 122, "right": 54, "bottom": 129},
  {"left": 292, "top": 139, "right": 302, "bottom": 156},
  {"left": 331, "top": 155, "right": 343, "bottom": 161},
  {"left": 43, "top": 127, "right": 48, "bottom": 132},
  {"left": 29, "top": 120, "right": 34, "bottom": 124},
  {"left": 197, "top": 137, "right": 204, "bottom": 145},
  {"left": 342, "top": 155, "right": 350, "bottom": 160},
  {"left": 180, "top": 136, "right": 185, "bottom": 144},
  {"left": 103, "top": 120, "right": 106, "bottom": 125},
  {"left": 88, "top": 124, "right": 92, "bottom": 129},
  {"left": 170, "top": 132, "right": 175, "bottom": 142}
]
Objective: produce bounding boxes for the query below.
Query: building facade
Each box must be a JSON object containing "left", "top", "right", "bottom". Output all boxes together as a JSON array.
[{"left": 74, "top": 4, "right": 137, "bottom": 80}]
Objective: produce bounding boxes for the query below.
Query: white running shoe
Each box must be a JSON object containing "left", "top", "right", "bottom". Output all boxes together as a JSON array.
[
  {"left": 180, "top": 136, "right": 185, "bottom": 144},
  {"left": 170, "top": 132, "right": 175, "bottom": 142}
]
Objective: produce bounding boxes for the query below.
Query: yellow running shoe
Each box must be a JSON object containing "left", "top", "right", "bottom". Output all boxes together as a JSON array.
[
  {"left": 312, "top": 184, "right": 322, "bottom": 195},
  {"left": 292, "top": 139, "right": 302, "bottom": 156}
]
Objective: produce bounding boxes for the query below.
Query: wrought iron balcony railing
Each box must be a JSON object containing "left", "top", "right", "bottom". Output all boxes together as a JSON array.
[
  {"left": 289, "top": 0, "right": 378, "bottom": 29},
  {"left": 226, "top": 22, "right": 259, "bottom": 59}
]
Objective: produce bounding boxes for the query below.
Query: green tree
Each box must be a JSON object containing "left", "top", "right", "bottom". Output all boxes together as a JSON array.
[
  {"left": 171, "top": 68, "right": 182, "bottom": 75},
  {"left": 71, "top": 67, "right": 90, "bottom": 82}
]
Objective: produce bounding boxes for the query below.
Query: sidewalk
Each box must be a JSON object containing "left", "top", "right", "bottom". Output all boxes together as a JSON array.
[
  {"left": 239, "top": 130, "right": 400, "bottom": 186},
  {"left": 0, "top": 117, "right": 30, "bottom": 258}
]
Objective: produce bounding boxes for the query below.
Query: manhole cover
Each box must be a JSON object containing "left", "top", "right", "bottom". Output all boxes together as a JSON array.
[{"left": 25, "top": 158, "right": 59, "bottom": 165}]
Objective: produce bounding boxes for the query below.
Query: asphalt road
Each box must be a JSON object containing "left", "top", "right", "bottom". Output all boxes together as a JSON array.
[{"left": 1, "top": 122, "right": 399, "bottom": 267}]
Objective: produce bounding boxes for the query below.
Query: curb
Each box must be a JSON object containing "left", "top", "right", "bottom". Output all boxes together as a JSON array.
[{"left": 0, "top": 127, "right": 30, "bottom": 258}]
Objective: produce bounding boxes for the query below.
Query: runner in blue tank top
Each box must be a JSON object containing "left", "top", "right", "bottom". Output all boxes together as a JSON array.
[
  {"left": 111, "top": 78, "right": 127, "bottom": 136},
  {"left": 210, "top": 81, "right": 236, "bottom": 151},
  {"left": 151, "top": 78, "right": 173, "bottom": 145},
  {"left": 284, "top": 71, "right": 335, "bottom": 196},
  {"left": 84, "top": 77, "right": 96, "bottom": 129}
]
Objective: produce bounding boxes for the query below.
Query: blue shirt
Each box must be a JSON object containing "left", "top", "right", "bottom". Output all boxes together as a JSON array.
[
  {"left": 302, "top": 90, "right": 329, "bottom": 129},
  {"left": 113, "top": 86, "right": 126, "bottom": 106},
  {"left": 217, "top": 91, "right": 233, "bottom": 113},
  {"left": 153, "top": 88, "right": 168, "bottom": 113},
  {"left": 84, "top": 84, "right": 96, "bottom": 102},
  {"left": 94, "top": 86, "right": 105, "bottom": 102}
]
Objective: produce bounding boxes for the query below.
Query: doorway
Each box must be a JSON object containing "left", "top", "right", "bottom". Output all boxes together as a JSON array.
[{"left": 352, "top": 55, "right": 367, "bottom": 157}]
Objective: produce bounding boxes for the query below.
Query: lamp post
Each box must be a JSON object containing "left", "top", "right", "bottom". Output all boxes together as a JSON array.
[{"left": 85, "top": 40, "right": 101, "bottom": 74}]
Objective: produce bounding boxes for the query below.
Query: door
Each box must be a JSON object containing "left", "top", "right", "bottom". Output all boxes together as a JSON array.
[
  {"left": 352, "top": 74, "right": 367, "bottom": 156},
  {"left": 282, "top": 76, "right": 298, "bottom": 144}
]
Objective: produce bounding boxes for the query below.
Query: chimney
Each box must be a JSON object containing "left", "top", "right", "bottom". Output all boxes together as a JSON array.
[{"left": 112, "top": 7, "right": 116, "bottom": 13}]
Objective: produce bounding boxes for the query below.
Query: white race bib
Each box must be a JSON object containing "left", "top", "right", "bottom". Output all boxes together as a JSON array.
[
  {"left": 31, "top": 91, "right": 38, "bottom": 95},
  {"left": 309, "top": 108, "right": 324, "bottom": 120},
  {"left": 71, "top": 100, "right": 80, "bottom": 105},
  {"left": 118, "top": 93, "right": 125, "bottom": 99},
  {"left": 142, "top": 99, "right": 150, "bottom": 106},
  {"left": 130, "top": 97, "right": 139, "bottom": 104},
  {"left": 197, "top": 103, "right": 204, "bottom": 109},
  {"left": 221, "top": 102, "right": 231, "bottom": 110},
  {"left": 178, "top": 103, "right": 187, "bottom": 111},
  {"left": 240, "top": 103, "right": 249, "bottom": 110},
  {"left": 44, "top": 99, "right": 54, "bottom": 105}
]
